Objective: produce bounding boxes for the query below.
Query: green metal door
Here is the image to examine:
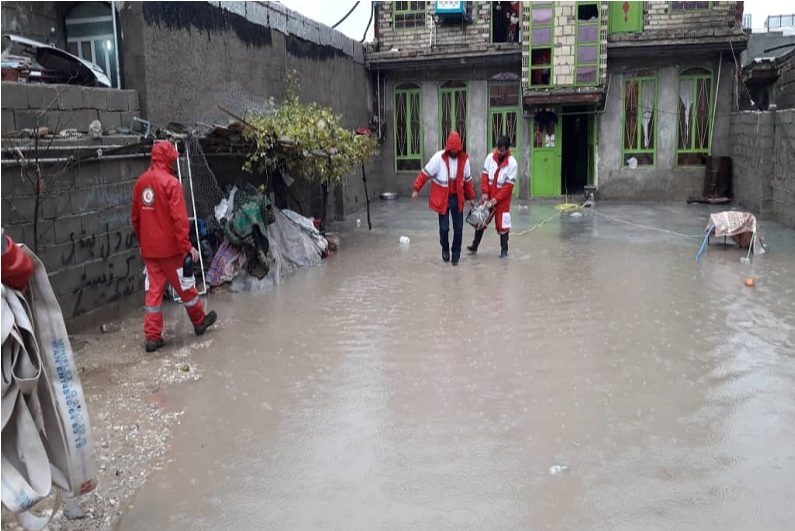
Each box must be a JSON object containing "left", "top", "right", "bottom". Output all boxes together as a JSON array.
[
  {"left": 487, "top": 80, "right": 522, "bottom": 197},
  {"left": 531, "top": 108, "right": 561, "bottom": 197}
]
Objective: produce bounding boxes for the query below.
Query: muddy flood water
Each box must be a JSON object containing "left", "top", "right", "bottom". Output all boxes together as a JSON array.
[{"left": 118, "top": 200, "right": 795, "bottom": 531}]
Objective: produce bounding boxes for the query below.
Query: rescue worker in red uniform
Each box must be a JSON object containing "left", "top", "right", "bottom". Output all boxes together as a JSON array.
[
  {"left": 131, "top": 142, "right": 217, "bottom": 352},
  {"left": 411, "top": 132, "right": 475, "bottom": 266},
  {"left": 467, "top": 135, "right": 517, "bottom": 258}
]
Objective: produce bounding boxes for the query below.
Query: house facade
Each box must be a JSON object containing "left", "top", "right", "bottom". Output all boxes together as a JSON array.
[{"left": 368, "top": 1, "right": 748, "bottom": 200}]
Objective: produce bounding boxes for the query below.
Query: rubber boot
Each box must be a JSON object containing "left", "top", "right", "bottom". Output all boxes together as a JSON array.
[
  {"left": 500, "top": 232, "right": 509, "bottom": 258},
  {"left": 467, "top": 229, "right": 484, "bottom": 254}
]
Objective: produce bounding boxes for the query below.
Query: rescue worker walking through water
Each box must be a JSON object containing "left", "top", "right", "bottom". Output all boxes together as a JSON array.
[
  {"left": 131, "top": 142, "right": 217, "bottom": 352},
  {"left": 411, "top": 132, "right": 475, "bottom": 266},
  {"left": 468, "top": 135, "right": 517, "bottom": 258}
]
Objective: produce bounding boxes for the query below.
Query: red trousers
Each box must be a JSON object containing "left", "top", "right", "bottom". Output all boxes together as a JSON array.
[{"left": 144, "top": 254, "right": 205, "bottom": 340}]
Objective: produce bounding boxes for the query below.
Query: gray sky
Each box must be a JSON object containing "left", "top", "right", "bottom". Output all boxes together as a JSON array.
[
  {"left": 280, "top": 0, "right": 375, "bottom": 42},
  {"left": 279, "top": 1, "right": 794, "bottom": 42}
]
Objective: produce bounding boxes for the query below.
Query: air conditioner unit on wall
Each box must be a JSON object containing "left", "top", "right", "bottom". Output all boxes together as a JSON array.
[{"left": 435, "top": 1, "right": 465, "bottom": 16}]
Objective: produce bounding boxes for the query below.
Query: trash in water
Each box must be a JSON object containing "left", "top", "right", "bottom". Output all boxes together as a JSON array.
[
  {"left": 180, "top": 365, "right": 191, "bottom": 372},
  {"left": 570, "top": 212, "right": 583, "bottom": 218},
  {"left": 740, "top": 257, "right": 750, "bottom": 264},
  {"left": 548, "top": 464, "right": 570, "bottom": 475},
  {"left": 400, "top": 236, "right": 410, "bottom": 245},
  {"left": 744, "top": 277, "right": 755, "bottom": 288},
  {"left": 356, "top": 219, "right": 361, "bottom": 227}
]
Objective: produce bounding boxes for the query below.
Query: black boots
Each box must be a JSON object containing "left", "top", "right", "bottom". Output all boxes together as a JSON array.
[
  {"left": 467, "top": 229, "right": 484, "bottom": 254},
  {"left": 467, "top": 230, "right": 508, "bottom": 257},
  {"left": 500, "top": 233, "right": 509, "bottom": 258},
  {"left": 194, "top": 311, "right": 218, "bottom": 336},
  {"left": 145, "top": 337, "right": 165, "bottom": 353}
]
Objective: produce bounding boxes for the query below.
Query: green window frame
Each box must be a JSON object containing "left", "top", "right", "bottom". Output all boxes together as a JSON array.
[
  {"left": 393, "top": 1, "right": 426, "bottom": 30},
  {"left": 394, "top": 82, "right": 423, "bottom": 172},
  {"left": 608, "top": 1, "right": 643, "bottom": 34},
  {"left": 575, "top": 1, "right": 601, "bottom": 86},
  {"left": 670, "top": 2, "right": 711, "bottom": 11},
  {"left": 529, "top": 2, "right": 554, "bottom": 87},
  {"left": 676, "top": 67, "right": 714, "bottom": 166},
  {"left": 438, "top": 81, "right": 467, "bottom": 151},
  {"left": 622, "top": 71, "right": 657, "bottom": 167}
]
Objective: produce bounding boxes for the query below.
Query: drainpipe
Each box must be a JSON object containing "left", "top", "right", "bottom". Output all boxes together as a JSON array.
[
  {"left": 709, "top": 51, "right": 722, "bottom": 156},
  {"left": 111, "top": 0, "right": 122, "bottom": 88}
]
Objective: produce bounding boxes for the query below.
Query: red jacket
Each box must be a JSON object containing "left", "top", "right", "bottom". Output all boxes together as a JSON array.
[
  {"left": 482, "top": 149, "right": 517, "bottom": 208},
  {"left": 413, "top": 132, "right": 475, "bottom": 215},
  {"left": 1, "top": 231, "right": 33, "bottom": 290},
  {"left": 131, "top": 142, "right": 193, "bottom": 259}
]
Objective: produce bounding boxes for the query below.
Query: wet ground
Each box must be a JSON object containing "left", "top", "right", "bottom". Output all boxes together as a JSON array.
[{"left": 116, "top": 199, "right": 795, "bottom": 531}]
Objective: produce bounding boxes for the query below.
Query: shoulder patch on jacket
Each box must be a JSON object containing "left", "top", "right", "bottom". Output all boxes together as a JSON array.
[{"left": 142, "top": 186, "right": 155, "bottom": 207}]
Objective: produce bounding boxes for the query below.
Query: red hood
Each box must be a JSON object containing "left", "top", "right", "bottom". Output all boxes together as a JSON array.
[
  {"left": 151, "top": 142, "right": 179, "bottom": 173},
  {"left": 445, "top": 132, "right": 463, "bottom": 155}
]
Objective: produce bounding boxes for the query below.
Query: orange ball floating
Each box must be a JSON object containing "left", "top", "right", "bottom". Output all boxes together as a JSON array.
[{"left": 745, "top": 278, "right": 755, "bottom": 288}]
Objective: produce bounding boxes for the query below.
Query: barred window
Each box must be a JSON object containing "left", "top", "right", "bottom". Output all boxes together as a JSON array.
[{"left": 393, "top": 2, "right": 426, "bottom": 29}]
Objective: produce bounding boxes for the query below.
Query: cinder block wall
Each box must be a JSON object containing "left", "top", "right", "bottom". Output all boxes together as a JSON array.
[
  {"left": 1, "top": 83, "right": 141, "bottom": 135},
  {"left": 376, "top": 1, "right": 493, "bottom": 53},
  {"left": 1, "top": 139, "right": 150, "bottom": 331},
  {"left": 731, "top": 109, "right": 795, "bottom": 229}
]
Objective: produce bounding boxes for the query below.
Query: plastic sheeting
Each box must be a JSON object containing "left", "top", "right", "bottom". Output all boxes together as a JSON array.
[{"left": 231, "top": 209, "right": 325, "bottom": 292}]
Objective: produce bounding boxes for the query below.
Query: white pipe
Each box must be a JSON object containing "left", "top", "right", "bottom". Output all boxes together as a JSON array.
[
  {"left": 0, "top": 153, "right": 148, "bottom": 165},
  {"left": 709, "top": 51, "right": 722, "bottom": 155},
  {"left": 183, "top": 139, "right": 208, "bottom": 296},
  {"left": 111, "top": 0, "right": 122, "bottom": 88}
]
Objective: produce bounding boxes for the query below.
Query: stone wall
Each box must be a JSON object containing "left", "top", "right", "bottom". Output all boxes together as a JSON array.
[
  {"left": 730, "top": 109, "right": 795, "bottom": 229},
  {"left": 1, "top": 83, "right": 140, "bottom": 135}
]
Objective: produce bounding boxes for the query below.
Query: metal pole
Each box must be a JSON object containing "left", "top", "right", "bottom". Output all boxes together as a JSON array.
[
  {"left": 111, "top": 0, "right": 122, "bottom": 88},
  {"left": 1, "top": 153, "right": 149, "bottom": 165},
  {"left": 184, "top": 139, "right": 208, "bottom": 296}
]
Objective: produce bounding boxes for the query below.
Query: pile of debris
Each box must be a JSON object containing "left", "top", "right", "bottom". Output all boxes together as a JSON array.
[{"left": 196, "top": 183, "right": 338, "bottom": 293}]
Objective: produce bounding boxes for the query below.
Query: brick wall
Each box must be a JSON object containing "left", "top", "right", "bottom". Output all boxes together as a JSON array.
[
  {"left": 521, "top": 1, "right": 608, "bottom": 91},
  {"left": 610, "top": 1, "right": 745, "bottom": 43},
  {"left": 730, "top": 109, "right": 795, "bottom": 229},
  {"left": 1, "top": 83, "right": 141, "bottom": 135},
  {"left": 375, "top": 1, "right": 509, "bottom": 53}
]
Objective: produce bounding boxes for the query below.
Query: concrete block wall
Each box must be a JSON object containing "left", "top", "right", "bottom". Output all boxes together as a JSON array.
[
  {"left": 1, "top": 82, "right": 141, "bottom": 135},
  {"left": 730, "top": 109, "right": 795, "bottom": 229},
  {"left": 777, "top": 55, "right": 795, "bottom": 110},
  {"left": 375, "top": 1, "right": 510, "bottom": 53},
  {"left": 1, "top": 143, "right": 150, "bottom": 330},
  {"left": 610, "top": 1, "right": 745, "bottom": 43}
]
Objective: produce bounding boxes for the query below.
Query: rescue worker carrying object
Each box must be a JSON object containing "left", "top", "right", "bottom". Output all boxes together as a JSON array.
[
  {"left": 468, "top": 135, "right": 517, "bottom": 258},
  {"left": 131, "top": 142, "right": 217, "bottom": 352}
]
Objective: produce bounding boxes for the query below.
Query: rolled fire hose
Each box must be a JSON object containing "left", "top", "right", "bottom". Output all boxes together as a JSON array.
[{"left": 2, "top": 247, "right": 97, "bottom": 530}]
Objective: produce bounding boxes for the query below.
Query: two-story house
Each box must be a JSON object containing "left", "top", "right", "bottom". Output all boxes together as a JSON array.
[{"left": 368, "top": 2, "right": 748, "bottom": 200}]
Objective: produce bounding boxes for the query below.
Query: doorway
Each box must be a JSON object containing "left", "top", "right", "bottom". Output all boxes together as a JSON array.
[
  {"left": 530, "top": 107, "right": 561, "bottom": 197},
  {"left": 561, "top": 107, "right": 592, "bottom": 196}
]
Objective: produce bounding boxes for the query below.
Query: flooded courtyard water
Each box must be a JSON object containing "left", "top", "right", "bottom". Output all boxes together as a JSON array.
[{"left": 118, "top": 200, "right": 795, "bottom": 531}]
